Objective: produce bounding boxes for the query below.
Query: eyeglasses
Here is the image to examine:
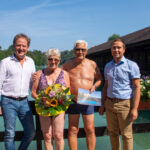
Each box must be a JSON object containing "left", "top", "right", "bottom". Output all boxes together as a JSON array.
[
  {"left": 48, "top": 58, "right": 60, "bottom": 62},
  {"left": 75, "top": 48, "right": 87, "bottom": 52}
]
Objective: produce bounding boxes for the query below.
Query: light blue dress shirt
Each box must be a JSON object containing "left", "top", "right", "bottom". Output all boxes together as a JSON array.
[{"left": 104, "top": 56, "right": 140, "bottom": 99}]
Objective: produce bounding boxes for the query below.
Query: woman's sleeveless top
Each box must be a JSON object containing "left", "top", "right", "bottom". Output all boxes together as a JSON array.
[{"left": 38, "top": 69, "right": 66, "bottom": 91}]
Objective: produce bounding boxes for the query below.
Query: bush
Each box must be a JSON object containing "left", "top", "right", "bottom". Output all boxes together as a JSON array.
[{"left": 140, "top": 76, "right": 150, "bottom": 101}]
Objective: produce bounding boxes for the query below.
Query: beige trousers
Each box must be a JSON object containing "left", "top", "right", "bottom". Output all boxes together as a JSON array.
[{"left": 105, "top": 98, "right": 133, "bottom": 150}]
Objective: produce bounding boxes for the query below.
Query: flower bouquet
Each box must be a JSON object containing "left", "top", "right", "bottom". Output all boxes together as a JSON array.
[
  {"left": 35, "top": 84, "right": 74, "bottom": 116},
  {"left": 140, "top": 75, "right": 150, "bottom": 102}
]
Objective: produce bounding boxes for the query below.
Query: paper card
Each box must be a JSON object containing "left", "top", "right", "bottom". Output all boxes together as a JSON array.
[{"left": 77, "top": 88, "right": 102, "bottom": 106}]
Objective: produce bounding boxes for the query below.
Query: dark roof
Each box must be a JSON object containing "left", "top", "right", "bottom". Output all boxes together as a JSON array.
[{"left": 87, "top": 26, "right": 150, "bottom": 55}]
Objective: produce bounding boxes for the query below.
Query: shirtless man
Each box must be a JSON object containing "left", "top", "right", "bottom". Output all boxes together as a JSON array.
[{"left": 62, "top": 40, "right": 102, "bottom": 150}]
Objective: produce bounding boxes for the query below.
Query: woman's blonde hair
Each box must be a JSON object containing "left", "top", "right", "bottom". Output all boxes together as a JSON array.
[{"left": 45, "top": 48, "right": 61, "bottom": 58}]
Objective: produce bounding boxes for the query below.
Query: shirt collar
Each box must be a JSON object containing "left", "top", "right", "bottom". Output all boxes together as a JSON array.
[
  {"left": 111, "top": 56, "right": 126, "bottom": 65},
  {"left": 10, "top": 54, "right": 29, "bottom": 61}
]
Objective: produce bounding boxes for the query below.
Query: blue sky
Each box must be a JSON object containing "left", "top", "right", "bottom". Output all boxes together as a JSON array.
[{"left": 0, "top": 0, "right": 150, "bottom": 52}]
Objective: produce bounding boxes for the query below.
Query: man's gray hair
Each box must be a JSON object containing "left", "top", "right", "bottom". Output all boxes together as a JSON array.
[
  {"left": 45, "top": 48, "right": 61, "bottom": 58},
  {"left": 74, "top": 40, "right": 88, "bottom": 49}
]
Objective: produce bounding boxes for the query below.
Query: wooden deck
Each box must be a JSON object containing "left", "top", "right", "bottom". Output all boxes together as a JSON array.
[{"left": 0, "top": 101, "right": 150, "bottom": 150}]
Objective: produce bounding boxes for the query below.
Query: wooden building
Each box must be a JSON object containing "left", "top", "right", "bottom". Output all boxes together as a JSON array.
[{"left": 87, "top": 26, "right": 150, "bottom": 75}]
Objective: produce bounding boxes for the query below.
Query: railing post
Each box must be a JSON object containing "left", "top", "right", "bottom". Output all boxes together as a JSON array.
[{"left": 36, "top": 115, "right": 42, "bottom": 150}]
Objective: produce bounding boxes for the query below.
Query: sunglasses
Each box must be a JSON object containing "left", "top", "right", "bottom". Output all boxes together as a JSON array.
[
  {"left": 75, "top": 48, "right": 87, "bottom": 52},
  {"left": 48, "top": 58, "right": 60, "bottom": 62}
]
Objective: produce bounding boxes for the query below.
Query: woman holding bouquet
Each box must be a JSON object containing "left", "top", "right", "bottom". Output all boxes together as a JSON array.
[{"left": 32, "top": 48, "right": 70, "bottom": 150}]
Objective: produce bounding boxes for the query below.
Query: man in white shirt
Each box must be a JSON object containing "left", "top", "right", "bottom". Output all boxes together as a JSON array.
[{"left": 0, "top": 33, "right": 35, "bottom": 150}]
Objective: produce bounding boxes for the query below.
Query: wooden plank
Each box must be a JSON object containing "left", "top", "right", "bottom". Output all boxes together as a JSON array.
[
  {"left": 1, "top": 101, "right": 150, "bottom": 150},
  {"left": 1, "top": 123, "right": 150, "bottom": 141}
]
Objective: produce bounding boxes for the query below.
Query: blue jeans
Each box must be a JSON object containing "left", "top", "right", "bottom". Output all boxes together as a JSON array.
[{"left": 1, "top": 96, "right": 35, "bottom": 150}]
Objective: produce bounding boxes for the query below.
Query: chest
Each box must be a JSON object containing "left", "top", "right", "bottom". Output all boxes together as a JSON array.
[
  {"left": 106, "top": 64, "right": 131, "bottom": 81},
  {"left": 5, "top": 61, "right": 33, "bottom": 78},
  {"left": 69, "top": 65, "right": 95, "bottom": 80}
]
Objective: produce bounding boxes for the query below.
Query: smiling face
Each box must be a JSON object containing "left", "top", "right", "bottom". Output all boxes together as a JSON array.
[
  {"left": 13, "top": 37, "right": 29, "bottom": 60},
  {"left": 74, "top": 42, "right": 87, "bottom": 60},
  {"left": 111, "top": 41, "right": 125, "bottom": 63},
  {"left": 47, "top": 55, "right": 60, "bottom": 70}
]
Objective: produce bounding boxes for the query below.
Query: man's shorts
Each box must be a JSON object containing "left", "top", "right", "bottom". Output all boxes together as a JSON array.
[{"left": 67, "top": 102, "right": 94, "bottom": 115}]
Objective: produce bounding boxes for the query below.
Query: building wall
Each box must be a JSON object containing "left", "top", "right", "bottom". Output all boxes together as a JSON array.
[{"left": 87, "top": 41, "right": 150, "bottom": 76}]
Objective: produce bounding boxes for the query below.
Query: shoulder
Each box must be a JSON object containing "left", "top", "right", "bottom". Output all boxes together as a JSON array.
[
  {"left": 125, "top": 58, "right": 139, "bottom": 69},
  {"left": 63, "top": 69, "right": 69, "bottom": 77},
  {"left": 125, "top": 58, "right": 140, "bottom": 78},
  {"left": 0, "top": 56, "right": 12, "bottom": 66},
  {"left": 64, "top": 58, "right": 74, "bottom": 65},
  {"left": 26, "top": 56, "right": 35, "bottom": 63},
  {"left": 61, "top": 59, "right": 75, "bottom": 69},
  {"left": 1, "top": 56, "right": 11, "bottom": 62},
  {"left": 85, "top": 58, "right": 97, "bottom": 67},
  {"left": 105, "top": 61, "right": 112, "bottom": 69},
  {"left": 126, "top": 58, "right": 136, "bottom": 64},
  {"left": 85, "top": 58, "right": 95, "bottom": 64}
]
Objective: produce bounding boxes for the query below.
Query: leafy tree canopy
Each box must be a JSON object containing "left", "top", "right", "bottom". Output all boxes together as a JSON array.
[
  {"left": 0, "top": 46, "right": 74, "bottom": 66},
  {"left": 108, "top": 34, "right": 120, "bottom": 41},
  {"left": 60, "top": 50, "right": 74, "bottom": 65}
]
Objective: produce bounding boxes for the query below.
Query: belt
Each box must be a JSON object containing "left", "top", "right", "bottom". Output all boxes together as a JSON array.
[
  {"left": 107, "top": 97, "right": 127, "bottom": 103},
  {"left": 2, "top": 95, "right": 27, "bottom": 101}
]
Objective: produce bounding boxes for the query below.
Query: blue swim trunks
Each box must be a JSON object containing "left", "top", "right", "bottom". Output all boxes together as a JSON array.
[{"left": 67, "top": 102, "right": 94, "bottom": 115}]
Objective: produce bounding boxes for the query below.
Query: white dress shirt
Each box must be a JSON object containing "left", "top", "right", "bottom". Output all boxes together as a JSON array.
[{"left": 0, "top": 55, "right": 35, "bottom": 98}]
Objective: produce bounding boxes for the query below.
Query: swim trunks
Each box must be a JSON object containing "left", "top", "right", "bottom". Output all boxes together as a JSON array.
[{"left": 67, "top": 102, "right": 94, "bottom": 115}]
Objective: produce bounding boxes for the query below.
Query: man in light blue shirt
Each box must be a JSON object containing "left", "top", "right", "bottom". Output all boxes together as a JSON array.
[{"left": 99, "top": 39, "right": 141, "bottom": 150}]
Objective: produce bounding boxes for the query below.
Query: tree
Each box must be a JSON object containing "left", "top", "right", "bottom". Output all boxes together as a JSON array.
[
  {"left": 60, "top": 50, "right": 74, "bottom": 65},
  {"left": 8, "top": 45, "right": 13, "bottom": 51},
  {"left": 0, "top": 45, "right": 74, "bottom": 66},
  {"left": 108, "top": 34, "right": 120, "bottom": 41}
]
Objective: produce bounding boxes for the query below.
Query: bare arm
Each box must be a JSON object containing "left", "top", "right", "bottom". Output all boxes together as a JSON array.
[
  {"left": 31, "top": 71, "right": 41, "bottom": 99},
  {"left": 90, "top": 64, "right": 103, "bottom": 93},
  {"left": 99, "top": 80, "right": 108, "bottom": 115},
  {"left": 129, "top": 78, "right": 141, "bottom": 121},
  {"left": 64, "top": 70, "right": 70, "bottom": 88},
  {"left": 0, "top": 107, "right": 2, "bottom": 115}
]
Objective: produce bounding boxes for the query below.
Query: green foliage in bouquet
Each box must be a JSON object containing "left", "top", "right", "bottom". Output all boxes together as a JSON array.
[{"left": 35, "top": 84, "right": 74, "bottom": 116}]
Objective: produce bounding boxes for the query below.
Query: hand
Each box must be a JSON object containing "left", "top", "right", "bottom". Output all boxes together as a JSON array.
[
  {"left": 99, "top": 106, "right": 105, "bottom": 115},
  {"left": 32, "top": 72, "right": 39, "bottom": 81},
  {"left": 89, "top": 85, "right": 96, "bottom": 93},
  {"left": 129, "top": 108, "right": 138, "bottom": 122},
  {"left": 0, "top": 107, "right": 2, "bottom": 115}
]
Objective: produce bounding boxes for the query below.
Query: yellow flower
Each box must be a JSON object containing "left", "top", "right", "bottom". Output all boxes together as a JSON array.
[
  {"left": 35, "top": 84, "right": 74, "bottom": 117},
  {"left": 44, "top": 100, "right": 51, "bottom": 107},
  {"left": 45, "top": 87, "right": 51, "bottom": 95},
  {"left": 54, "top": 84, "right": 61, "bottom": 88},
  {"left": 50, "top": 99, "right": 58, "bottom": 107}
]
